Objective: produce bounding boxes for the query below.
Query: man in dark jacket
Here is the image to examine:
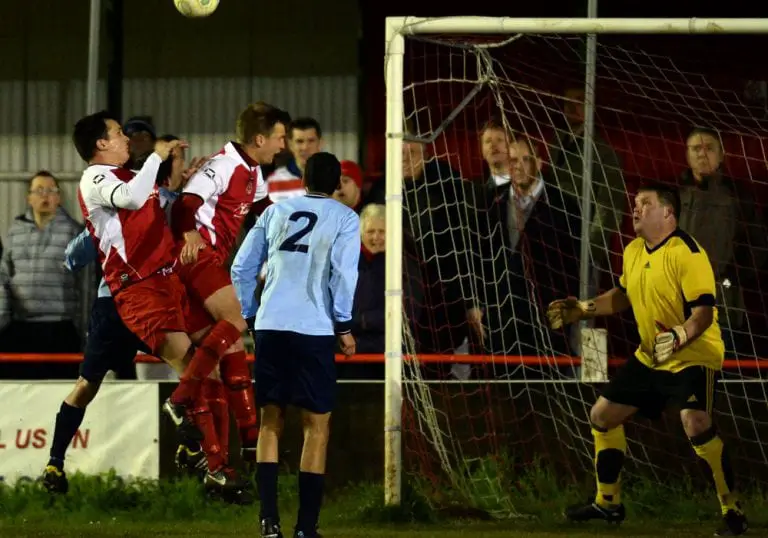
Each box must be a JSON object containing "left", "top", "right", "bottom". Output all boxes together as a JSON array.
[
  {"left": 474, "top": 136, "right": 582, "bottom": 358},
  {"left": 402, "top": 141, "right": 485, "bottom": 354},
  {"left": 369, "top": 140, "right": 485, "bottom": 354},
  {"left": 678, "top": 127, "right": 767, "bottom": 357}
]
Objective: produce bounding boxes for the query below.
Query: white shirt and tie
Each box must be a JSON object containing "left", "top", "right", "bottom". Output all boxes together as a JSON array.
[{"left": 491, "top": 173, "right": 545, "bottom": 251}]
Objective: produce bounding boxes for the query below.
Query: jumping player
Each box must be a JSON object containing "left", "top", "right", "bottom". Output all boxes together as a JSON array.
[
  {"left": 231, "top": 152, "right": 359, "bottom": 538},
  {"left": 74, "top": 111, "right": 244, "bottom": 483},
  {"left": 167, "top": 102, "right": 289, "bottom": 463},
  {"left": 41, "top": 143, "right": 230, "bottom": 494}
]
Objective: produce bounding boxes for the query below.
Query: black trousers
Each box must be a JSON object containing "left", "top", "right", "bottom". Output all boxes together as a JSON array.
[{"left": 0, "top": 320, "right": 82, "bottom": 380}]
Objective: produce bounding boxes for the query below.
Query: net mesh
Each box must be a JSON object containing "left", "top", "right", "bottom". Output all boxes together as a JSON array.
[{"left": 396, "top": 31, "right": 768, "bottom": 515}]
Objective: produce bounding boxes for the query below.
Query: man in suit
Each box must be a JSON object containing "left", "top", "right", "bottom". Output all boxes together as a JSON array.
[{"left": 474, "top": 134, "right": 582, "bottom": 360}]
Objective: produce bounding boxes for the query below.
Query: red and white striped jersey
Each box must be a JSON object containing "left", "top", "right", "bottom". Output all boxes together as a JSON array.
[
  {"left": 78, "top": 157, "right": 177, "bottom": 294},
  {"left": 266, "top": 165, "right": 306, "bottom": 202},
  {"left": 182, "top": 141, "right": 267, "bottom": 260}
]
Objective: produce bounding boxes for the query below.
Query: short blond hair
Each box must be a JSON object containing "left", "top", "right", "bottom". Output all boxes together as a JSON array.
[
  {"left": 235, "top": 101, "right": 290, "bottom": 145},
  {"left": 359, "top": 204, "right": 385, "bottom": 237}
]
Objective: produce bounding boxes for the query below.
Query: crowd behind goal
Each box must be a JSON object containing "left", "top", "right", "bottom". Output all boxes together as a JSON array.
[{"left": 0, "top": 86, "right": 763, "bottom": 378}]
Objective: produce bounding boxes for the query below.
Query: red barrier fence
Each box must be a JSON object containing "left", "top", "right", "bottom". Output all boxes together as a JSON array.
[{"left": 0, "top": 353, "right": 763, "bottom": 370}]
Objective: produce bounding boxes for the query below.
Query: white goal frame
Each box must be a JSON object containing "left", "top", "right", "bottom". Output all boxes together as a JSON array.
[{"left": 382, "top": 16, "right": 768, "bottom": 506}]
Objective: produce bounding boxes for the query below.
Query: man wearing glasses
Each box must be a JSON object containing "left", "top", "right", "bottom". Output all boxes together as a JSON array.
[{"left": 0, "top": 171, "right": 83, "bottom": 378}]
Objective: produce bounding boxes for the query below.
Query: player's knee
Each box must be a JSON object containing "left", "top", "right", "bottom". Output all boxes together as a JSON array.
[
  {"left": 158, "top": 331, "right": 193, "bottom": 363},
  {"left": 590, "top": 404, "right": 617, "bottom": 431},
  {"left": 189, "top": 325, "right": 212, "bottom": 345},
  {"left": 227, "top": 316, "right": 247, "bottom": 334},
  {"left": 203, "top": 287, "right": 248, "bottom": 333},
  {"left": 65, "top": 377, "right": 100, "bottom": 408},
  {"left": 302, "top": 411, "right": 331, "bottom": 440},
  {"left": 681, "top": 408, "right": 711, "bottom": 438},
  {"left": 260, "top": 405, "right": 285, "bottom": 432}
]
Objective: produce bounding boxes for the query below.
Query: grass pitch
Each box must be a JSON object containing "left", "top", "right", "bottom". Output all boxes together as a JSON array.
[{"left": 0, "top": 472, "right": 766, "bottom": 537}]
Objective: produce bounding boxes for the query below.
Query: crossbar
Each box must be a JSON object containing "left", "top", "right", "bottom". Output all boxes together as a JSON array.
[{"left": 387, "top": 17, "right": 768, "bottom": 36}]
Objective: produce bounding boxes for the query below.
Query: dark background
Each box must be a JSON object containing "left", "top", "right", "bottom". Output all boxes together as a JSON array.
[{"left": 1, "top": 0, "right": 765, "bottom": 172}]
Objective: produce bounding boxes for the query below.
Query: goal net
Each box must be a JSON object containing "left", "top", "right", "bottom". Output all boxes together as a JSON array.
[{"left": 392, "top": 23, "right": 768, "bottom": 516}]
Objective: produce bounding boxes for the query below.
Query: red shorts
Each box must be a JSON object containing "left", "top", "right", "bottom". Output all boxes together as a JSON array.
[
  {"left": 176, "top": 247, "right": 230, "bottom": 334},
  {"left": 114, "top": 272, "right": 189, "bottom": 354},
  {"left": 176, "top": 247, "right": 232, "bottom": 306}
]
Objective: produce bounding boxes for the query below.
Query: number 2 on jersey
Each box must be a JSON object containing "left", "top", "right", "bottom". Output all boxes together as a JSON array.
[{"left": 278, "top": 211, "right": 318, "bottom": 253}]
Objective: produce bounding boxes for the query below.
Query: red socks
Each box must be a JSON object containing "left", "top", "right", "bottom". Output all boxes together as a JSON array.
[
  {"left": 220, "top": 350, "right": 259, "bottom": 449},
  {"left": 171, "top": 320, "right": 242, "bottom": 405},
  {"left": 203, "top": 378, "right": 230, "bottom": 463},
  {"left": 190, "top": 396, "right": 224, "bottom": 472}
]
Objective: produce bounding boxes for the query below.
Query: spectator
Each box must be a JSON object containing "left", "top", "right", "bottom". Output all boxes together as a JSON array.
[
  {"left": 547, "top": 87, "right": 625, "bottom": 285},
  {"left": 351, "top": 203, "right": 423, "bottom": 355},
  {"left": 0, "top": 171, "right": 83, "bottom": 378},
  {"left": 678, "top": 127, "right": 767, "bottom": 357},
  {"left": 369, "top": 138, "right": 484, "bottom": 357},
  {"left": 266, "top": 117, "right": 322, "bottom": 202},
  {"left": 474, "top": 136, "right": 581, "bottom": 360},
  {"left": 333, "top": 160, "right": 364, "bottom": 212},
  {"left": 479, "top": 118, "right": 514, "bottom": 196}
]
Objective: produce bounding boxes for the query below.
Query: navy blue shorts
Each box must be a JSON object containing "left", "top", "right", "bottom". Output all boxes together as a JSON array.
[
  {"left": 80, "top": 297, "right": 149, "bottom": 383},
  {"left": 254, "top": 330, "right": 337, "bottom": 414}
]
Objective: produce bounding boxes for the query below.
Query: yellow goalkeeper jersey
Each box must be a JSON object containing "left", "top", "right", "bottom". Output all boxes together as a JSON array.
[{"left": 618, "top": 228, "right": 724, "bottom": 372}]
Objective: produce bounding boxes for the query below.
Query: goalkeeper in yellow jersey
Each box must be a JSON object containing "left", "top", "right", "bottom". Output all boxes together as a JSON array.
[{"left": 547, "top": 182, "right": 747, "bottom": 536}]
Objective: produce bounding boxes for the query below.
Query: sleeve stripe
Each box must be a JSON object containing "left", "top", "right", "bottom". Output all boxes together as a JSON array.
[
  {"left": 335, "top": 320, "right": 353, "bottom": 334},
  {"left": 108, "top": 182, "right": 122, "bottom": 209},
  {"left": 684, "top": 293, "right": 715, "bottom": 309}
]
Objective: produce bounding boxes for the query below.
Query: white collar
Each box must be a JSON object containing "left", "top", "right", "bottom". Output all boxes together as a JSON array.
[{"left": 491, "top": 173, "right": 510, "bottom": 187}]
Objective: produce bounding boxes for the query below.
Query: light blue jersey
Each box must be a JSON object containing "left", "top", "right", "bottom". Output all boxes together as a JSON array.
[
  {"left": 232, "top": 194, "right": 360, "bottom": 336},
  {"left": 65, "top": 228, "right": 111, "bottom": 298}
]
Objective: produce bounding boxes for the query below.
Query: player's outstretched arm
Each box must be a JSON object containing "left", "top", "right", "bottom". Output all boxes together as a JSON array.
[
  {"left": 82, "top": 151, "right": 165, "bottom": 211},
  {"left": 64, "top": 228, "right": 98, "bottom": 273},
  {"left": 329, "top": 211, "right": 361, "bottom": 337},
  {"left": 231, "top": 212, "right": 269, "bottom": 324},
  {"left": 547, "top": 287, "right": 631, "bottom": 330}
]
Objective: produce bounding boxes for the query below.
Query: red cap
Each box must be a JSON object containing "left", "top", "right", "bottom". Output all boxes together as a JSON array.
[{"left": 340, "top": 160, "right": 363, "bottom": 189}]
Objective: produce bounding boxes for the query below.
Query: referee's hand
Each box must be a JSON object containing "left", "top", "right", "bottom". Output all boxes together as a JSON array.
[
  {"left": 339, "top": 333, "right": 356, "bottom": 357},
  {"left": 546, "top": 297, "right": 594, "bottom": 330}
]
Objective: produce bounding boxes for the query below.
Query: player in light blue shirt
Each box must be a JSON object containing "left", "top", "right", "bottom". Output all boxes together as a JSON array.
[{"left": 231, "top": 152, "right": 359, "bottom": 538}]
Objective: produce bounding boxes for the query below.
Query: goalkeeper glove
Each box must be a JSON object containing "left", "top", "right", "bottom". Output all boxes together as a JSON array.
[
  {"left": 652, "top": 323, "right": 688, "bottom": 365},
  {"left": 546, "top": 297, "right": 595, "bottom": 330}
]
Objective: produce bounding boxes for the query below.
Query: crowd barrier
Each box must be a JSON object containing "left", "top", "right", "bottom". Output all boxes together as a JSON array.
[{"left": 0, "top": 353, "right": 762, "bottom": 370}]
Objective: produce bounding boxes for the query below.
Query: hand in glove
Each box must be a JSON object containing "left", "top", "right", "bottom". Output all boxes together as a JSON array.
[
  {"left": 546, "top": 297, "right": 595, "bottom": 330},
  {"left": 653, "top": 322, "right": 688, "bottom": 365}
]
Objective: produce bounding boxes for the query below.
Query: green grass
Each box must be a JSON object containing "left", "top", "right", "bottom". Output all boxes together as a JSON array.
[{"left": 0, "top": 470, "right": 766, "bottom": 537}]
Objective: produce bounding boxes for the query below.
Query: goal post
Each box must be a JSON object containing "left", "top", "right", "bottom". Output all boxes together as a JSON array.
[{"left": 383, "top": 16, "right": 768, "bottom": 508}]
